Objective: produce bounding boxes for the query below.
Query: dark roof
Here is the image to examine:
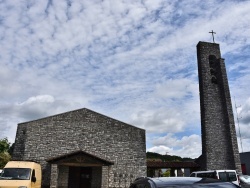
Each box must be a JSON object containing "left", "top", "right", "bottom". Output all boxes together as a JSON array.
[
  {"left": 147, "top": 161, "right": 200, "bottom": 168},
  {"left": 46, "top": 150, "right": 114, "bottom": 166}
]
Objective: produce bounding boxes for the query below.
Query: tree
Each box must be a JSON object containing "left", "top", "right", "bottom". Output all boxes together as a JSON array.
[
  {"left": 0, "top": 138, "right": 10, "bottom": 153},
  {"left": 163, "top": 169, "right": 171, "bottom": 177},
  {"left": 146, "top": 152, "right": 194, "bottom": 162},
  {"left": 0, "top": 152, "right": 11, "bottom": 168},
  {"left": 0, "top": 138, "right": 11, "bottom": 168}
]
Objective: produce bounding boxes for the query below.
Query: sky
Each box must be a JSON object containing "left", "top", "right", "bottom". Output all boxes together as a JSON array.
[{"left": 0, "top": 0, "right": 250, "bottom": 159}]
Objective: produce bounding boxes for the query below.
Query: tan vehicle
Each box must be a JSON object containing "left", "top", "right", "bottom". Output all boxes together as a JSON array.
[{"left": 0, "top": 161, "right": 41, "bottom": 188}]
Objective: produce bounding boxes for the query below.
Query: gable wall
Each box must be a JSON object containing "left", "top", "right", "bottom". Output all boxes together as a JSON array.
[{"left": 12, "top": 108, "right": 146, "bottom": 188}]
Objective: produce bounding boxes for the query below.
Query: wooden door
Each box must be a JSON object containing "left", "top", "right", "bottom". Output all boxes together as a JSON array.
[
  {"left": 80, "top": 167, "right": 92, "bottom": 188},
  {"left": 68, "top": 167, "right": 92, "bottom": 188}
]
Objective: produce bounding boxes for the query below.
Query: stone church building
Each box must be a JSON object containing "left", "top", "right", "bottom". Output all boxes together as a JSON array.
[
  {"left": 12, "top": 108, "right": 146, "bottom": 188},
  {"left": 11, "top": 40, "right": 242, "bottom": 187}
]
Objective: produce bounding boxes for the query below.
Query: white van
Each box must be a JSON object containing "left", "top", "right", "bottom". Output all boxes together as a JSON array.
[{"left": 190, "top": 170, "right": 240, "bottom": 186}]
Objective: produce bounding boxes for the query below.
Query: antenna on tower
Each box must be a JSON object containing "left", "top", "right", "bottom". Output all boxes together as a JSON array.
[{"left": 234, "top": 96, "right": 243, "bottom": 153}]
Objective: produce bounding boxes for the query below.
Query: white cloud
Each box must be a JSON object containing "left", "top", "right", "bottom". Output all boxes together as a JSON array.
[
  {"left": 239, "top": 98, "right": 250, "bottom": 125},
  {"left": 147, "top": 145, "right": 172, "bottom": 155},
  {"left": 148, "top": 134, "right": 202, "bottom": 158},
  {"left": 234, "top": 97, "right": 250, "bottom": 152},
  {"left": 0, "top": 94, "right": 83, "bottom": 142},
  {"left": 0, "top": 0, "right": 250, "bottom": 157},
  {"left": 19, "top": 95, "right": 55, "bottom": 105},
  {"left": 131, "top": 109, "right": 185, "bottom": 133},
  {"left": 155, "top": 78, "right": 197, "bottom": 99}
]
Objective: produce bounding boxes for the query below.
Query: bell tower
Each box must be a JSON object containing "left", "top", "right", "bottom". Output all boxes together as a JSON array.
[{"left": 197, "top": 41, "right": 241, "bottom": 172}]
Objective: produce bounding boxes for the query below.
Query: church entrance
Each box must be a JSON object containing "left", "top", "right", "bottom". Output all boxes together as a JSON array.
[
  {"left": 46, "top": 150, "right": 114, "bottom": 188},
  {"left": 68, "top": 166, "right": 92, "bottom": 188}
]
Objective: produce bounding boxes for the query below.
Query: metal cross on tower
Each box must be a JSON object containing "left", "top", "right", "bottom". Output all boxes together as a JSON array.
[{"left": 209, "top": 30, "right": 216, "bottom": 43}]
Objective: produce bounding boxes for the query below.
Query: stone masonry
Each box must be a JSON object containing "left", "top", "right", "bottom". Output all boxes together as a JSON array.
[
  {"left": 12, "top": 108, "right": 146, "bottom": 188},
  {"left": 196, "top": 41, "right": 241, "bottom": 173}
]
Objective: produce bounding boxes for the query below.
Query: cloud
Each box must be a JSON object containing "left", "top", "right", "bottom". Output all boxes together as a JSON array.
[
  {"left": 234, "top": 97, "right": 250, "bottom": 153},
  {"left": 239, "top": 98, "right": 250, "bottom": 125},
  {"left": 0, "top": 94, "right": 83, "bottom": 142},
  {"left": 131, "top": 109, "right": 186, "bottom": 133},
  {"left": 129, "top": 78, "right": 200, "bottom": 134},
  {"left": 0, "top": 67, "right": 22, "bottom": 99},
  {"left": 147, "top": 134, "right": 201, "bottom": 158},
  {"left": 1, "top": 0, "right": 250, "bottom": 156},
  {"left": 1, "top": 95, "right": 82, "bottom": 121},
  {"left": 155, "top": 78, "right": 197, "bottom": 99},
  {"left": 17, "top": 95, "right": 55, "bottom": 119}
]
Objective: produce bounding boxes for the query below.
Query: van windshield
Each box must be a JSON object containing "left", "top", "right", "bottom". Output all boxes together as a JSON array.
[{"left": 0, "top": 168, "right": 31, "bottom": 180}]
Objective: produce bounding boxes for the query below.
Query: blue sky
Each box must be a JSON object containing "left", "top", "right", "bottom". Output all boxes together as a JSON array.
[{"left": 1, "top": 0, "right": 250, "bottom": 158}]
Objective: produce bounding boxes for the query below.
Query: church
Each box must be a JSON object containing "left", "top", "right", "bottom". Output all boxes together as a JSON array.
[
  {"left": 12, "top": 40, "right": 242, "bottom": 187},
  {"left": 12, "top": 108, "right": 146, "bottom": 188}
]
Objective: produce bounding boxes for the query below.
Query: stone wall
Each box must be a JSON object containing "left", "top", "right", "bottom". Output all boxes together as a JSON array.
[
  {"left": 12, "top": 108, "right": 146, "bottom": 187},
  {"left": 92, "top": 167, "right": 102, "bottom": 188},
  {"left": 57, "top": 166, "right": 69, "bottom": 188},
  {"left": 197, "top": 41, "right": 241, "bottom": 173}
]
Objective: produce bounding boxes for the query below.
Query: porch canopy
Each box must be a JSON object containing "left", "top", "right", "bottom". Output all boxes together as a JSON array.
[{"left": 46, "top": 150, "right": 114, "bottom": 167}]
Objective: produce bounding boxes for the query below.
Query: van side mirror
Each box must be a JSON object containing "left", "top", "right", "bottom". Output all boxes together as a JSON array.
[{"left": 31, "top": 176, "right": 36, "bottom": 182}]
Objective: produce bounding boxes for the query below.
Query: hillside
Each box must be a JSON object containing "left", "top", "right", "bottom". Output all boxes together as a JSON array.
[{"left": 146, "top": 152, "right": 194, "bottom": 162}]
